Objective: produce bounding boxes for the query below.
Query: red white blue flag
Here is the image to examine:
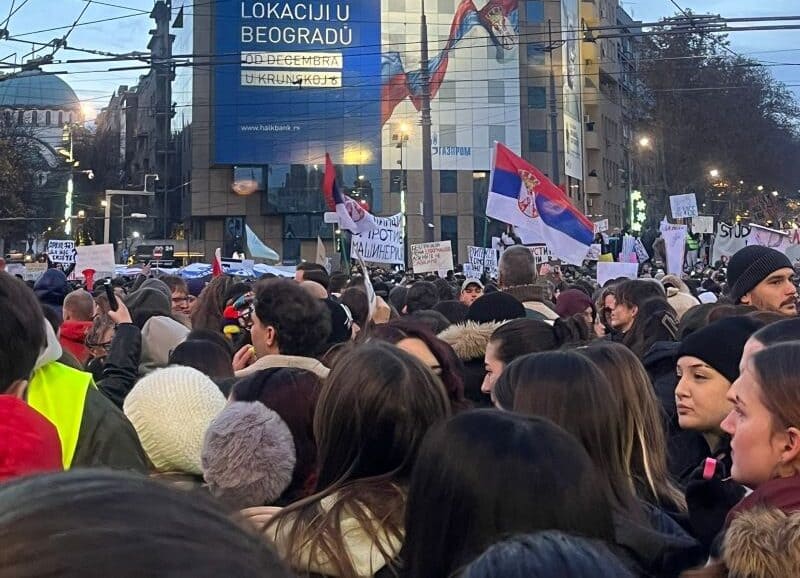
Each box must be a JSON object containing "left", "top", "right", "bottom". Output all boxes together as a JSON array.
[
  {"left": 487, "top": 142, "right": 594, "bottom": 265},
  {"left": 322, "top": 154, "right": 376, "bottom": 235}
]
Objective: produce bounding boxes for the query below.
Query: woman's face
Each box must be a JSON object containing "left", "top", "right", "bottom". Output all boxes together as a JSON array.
[
  {"left": 397, "top": 337, "right": 442, "bottom": 377},
  {"left": 482, "top": 340, "right": 504, "bottom": 396},
  {"left": 675, "top": 356, "right": 732, "bottom": 434},
  {"left": 721, "top": 363, "right": 793, "bottom": 487},
  {"left": 610, "top": 301, "right": 636, "bottom": 332}
]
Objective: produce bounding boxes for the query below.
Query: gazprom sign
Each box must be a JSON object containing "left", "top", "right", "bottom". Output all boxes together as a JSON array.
[{"left": 214, "top": 1, "right": 381, "bottom": 165}]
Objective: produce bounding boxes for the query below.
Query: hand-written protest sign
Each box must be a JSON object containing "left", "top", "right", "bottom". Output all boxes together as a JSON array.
[
  {"left": 711, "top": 222, "right": 752, "bottom": 263},
  {"left": 467, "top": 246, "right": 498, "bottom": 276},
  {"left": 692, "top": 216, "right": 714, "bottom": 235},
  {"left": 528, "top": 245, "right": 552, "bottom": 266},
  {"left": 47, "top": 240, "right": 76, "bottom": 264},
  {"left": 670, "top": 193, "right": 699, "bottom": 219},
  {"left": 410, "top": 241, "right": 453, "bottom": 274},
  {"left": 597, "top": 261, "right": 639, "bottom": 287},
  {"left": 22, "top": 263, "right": 48, "bottom": 282},
  {"left": 350, "top": 213, "right": 404, "bottom": 265},
  {"left": 663, "top": 225, "right": 687, "bottom": 275},
  {"left": 593, "top": 219, "right": 609, "bottom": 234},
  {"left": 585, "top": 244, "right": 602, "bottom": 261},
  {"left": 75, "top": 244, "right": 116, "bottom": 280}
]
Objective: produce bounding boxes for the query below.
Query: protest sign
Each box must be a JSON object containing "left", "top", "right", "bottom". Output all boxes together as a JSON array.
[
  {"left": 47, "top": 240, "right": 76, "bottom": 264},
  {"left": 528, "top": 245, "right": 552, "bottom": 266},
  {"left": 350, "top": 213, "right": 404, "bottom": 265},
  {"left": 711, "top": 222, "right": 752, "bottom": 263},
  {"left": 692, "top": 216, "right": 714, "bottom": 235},
  {"left": 749, "top": 224, "right": 792, "bottom": 254},
  {"left": 410, "top": 241, "right": 453, "bottom": 274},
  {"left": 633, "top": 239, "right": 650, "bottom": 264},
  {"left": 585, "top": 244, "right": 601, "bottom": 261},
  {"left": 463, "top": 263, "right": 482, "bottom": 278},
  {"left": 597, "top": 262, "right": 639, "bottom": 287},
  {"left": 593, "top": 219, "right": 609, "bottom": 234},
  {"left": 22, "top": 263, "right": 47, "bottom": 282},
  {"left": 467, "top": 246, "right": 498, "bottom": 276},
  {"left": 75, "top": 244, "right": 116, "bottom": 279},
  {"left": 670, "top": 194, "right": 699, "bottom": 219},
  {"left": 663, "top": 225, "right": 687, "bottom": 275}
]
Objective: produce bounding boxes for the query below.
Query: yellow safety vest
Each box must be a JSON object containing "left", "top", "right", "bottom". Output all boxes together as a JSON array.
[{"left": 27, "top": 362, "right": 92, "bottom": 469}]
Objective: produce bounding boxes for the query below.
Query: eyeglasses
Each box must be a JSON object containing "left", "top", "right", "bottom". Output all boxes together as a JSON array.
[
  {"left": 85, "top": 340, "right": 112, "bottom": 351},
  {"left": 172, "top": 296, "right": 191, "bottom": 304}
]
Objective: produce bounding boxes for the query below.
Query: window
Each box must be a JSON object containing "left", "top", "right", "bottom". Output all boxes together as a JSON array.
[
  {"left": 526, "top": 42, "right": 546, "bottom": 65},
  {"left": 440, "top": 170, "right": 457, "bottom": 194},
  {"left": 233, "top": 166, "right": 265, "bottom": 196},
  {"left": 31, "top": 111, "right": 38, "bottom": 125},
  {"left": 45, "top": 111, "right": 51, "bottom": 125},
  {"left": 488, "top": 82, "right": 505, "bottom": 104},
  {"left": 439, "top": 124, "right": 457, "bottom": 147},
  {"left": 438, "top": 0, "right": 452, "bottom": 14},
  {"left": 16, "top": 111, "right": 23, "bottom": 125},
  {"left": 526, "top": 1, "right": 544, "bottom": 23},
  {"left": 58, "top": 111, "right": 63, "bottom": 125},
  {"left": 489, "top": 125, "right": 506, "bottom": 146},
  {"left": 438, "top": 81, "right": 456, "bottom": 102},
  {"left": 528, "top": 129, "right": 548, "bottom": 152},
  {"left": 527, "top": 86, "right": 546, "bottom": 108},
  {"left": 441, "top": 216, "right": 458, "bottom": 264}
]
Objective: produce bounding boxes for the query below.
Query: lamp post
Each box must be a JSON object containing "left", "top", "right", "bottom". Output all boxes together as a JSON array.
[
  {"left": 103, "top": 179, "right": 157, "bottom": 244},
  {"left": 420, "top": 0, "right": 434, "bottom": 242}
]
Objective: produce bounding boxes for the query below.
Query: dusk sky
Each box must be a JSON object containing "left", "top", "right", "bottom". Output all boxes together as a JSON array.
[{"left": 0, "top": 0, "right": 796, "bottom": 111}]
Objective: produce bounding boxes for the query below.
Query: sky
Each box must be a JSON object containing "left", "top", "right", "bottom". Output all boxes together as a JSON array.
[{"left": 0, "top": 0, "right": 796, "bottom": 114}]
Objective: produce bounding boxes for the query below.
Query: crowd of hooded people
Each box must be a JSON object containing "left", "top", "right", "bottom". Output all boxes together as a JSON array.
[{"left": 2, "top": 240, "right": 800, "bottom": 578}]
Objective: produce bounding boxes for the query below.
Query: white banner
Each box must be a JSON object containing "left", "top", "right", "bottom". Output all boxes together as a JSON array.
[
  {"left": 411, "top": 241, "right": 453, "bottom": 274},
  {"left": 47, "top": 240, "right": 76, "bottom": 264},
  {"left": 749, "top": 224, "right": 792, "bottom": 254},
  {"left": 597, "top": 262, "right": 638, "bottom": 287},
  {"left": 692, "top": 216, "right": 714, "bottom": 235},
  {"left": 562, "top": 0, "right": 583, "bottom": 180},
  {"left": 350, "top": 213, "right": 404, "bottom": 265},
  {"left": 75, "top": 244, "right": 116, "bottom": 279},
  {"left": 670, "top": 193, "right": 699, "bottom": 219},
  {"left": 663, "top": 225, "right": 688, "bottom": 275},
  {"left": 711, "top": 222, "right": 752, "bottom": 263}
]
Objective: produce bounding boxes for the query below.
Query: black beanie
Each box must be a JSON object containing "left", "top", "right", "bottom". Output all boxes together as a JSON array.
[
  {"left": 727, "top": 246, "right": 793, "bottom": 304},
  {"left": 467, "top": 291, "right": 526, "bottom": 324},
  {"left": 677, "top": 316, "right": 763, "bottom": 383}
]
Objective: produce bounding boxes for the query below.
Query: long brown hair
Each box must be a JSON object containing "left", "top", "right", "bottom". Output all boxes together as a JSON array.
[
  {"left": 267, "top": 343, "right": 450, "bottom": 577},
  {"left": 751, "top": 343, "right": 800, "bottom": 433},
  {"left": 190, "top": 276, "right": 236, "bottom": 332},
  {"left": 578, "top": 343, "right": 687, "bottom": 512}
]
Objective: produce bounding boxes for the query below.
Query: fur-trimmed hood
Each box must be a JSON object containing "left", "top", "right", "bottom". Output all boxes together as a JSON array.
[
  {"left": 723, "top": 507, "right": 800, "bottom": 577},
  {"left": 438, "top": 321, "right": 505, "bottom": 361}
]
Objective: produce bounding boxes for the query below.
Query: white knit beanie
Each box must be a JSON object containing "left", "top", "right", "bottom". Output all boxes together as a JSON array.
[{"left": 124, "top": 366, "right": 226, "bottom": 475}]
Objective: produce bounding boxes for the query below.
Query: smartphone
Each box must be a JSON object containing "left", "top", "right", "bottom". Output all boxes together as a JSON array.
[{"left": 105, "top": 280, "right": 119, "bottom": 312}]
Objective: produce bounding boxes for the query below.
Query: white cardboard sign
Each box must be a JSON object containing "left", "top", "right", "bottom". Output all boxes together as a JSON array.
[
  {"left": 597, "top": 261, "right": 639, "bottom": 287},
  {"left": 410, "top": 241, "right": 454, "bottom": 274},
  {"left": 670, "top": 193, "right": 699, "bottom": 219}
]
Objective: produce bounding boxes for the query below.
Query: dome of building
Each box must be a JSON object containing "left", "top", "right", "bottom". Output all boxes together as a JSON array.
[{"left": 0, "top": 69, "right": 80, "bottom": 110}]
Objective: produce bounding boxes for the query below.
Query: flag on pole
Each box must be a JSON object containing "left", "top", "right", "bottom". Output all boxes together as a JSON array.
[
  {"left": 316, "top": 236, "right": 327, "bottom": 268},
  {"left": 212, "top": 247, "right": 223, "bottom": 277},
  {"left": 245, "top": 224, "right": 280, "bottom": 261},
  {"left": 322, "top": 153, "right": 376, "bottom": 234},
  {"left": 486, "top": 143, "right": 594, "bottom": 265}
]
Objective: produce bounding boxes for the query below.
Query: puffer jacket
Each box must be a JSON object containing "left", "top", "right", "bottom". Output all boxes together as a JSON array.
[
  {"left": 722, "top": 507, "right": 800, "bottom": 577},
  {"left": 438, "top": 321, "right": 504, "bottom": 407},
  {"left": 33, "top": 268, "right": 69, "bottom": 321}
]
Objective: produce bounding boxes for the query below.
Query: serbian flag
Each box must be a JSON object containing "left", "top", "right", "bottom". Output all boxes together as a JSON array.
[
  {"left": 322, "top": 154, "right": 376, "bottom": 234},
  {"left": 487, "top": 143, "right": 594, "bottom": 265},
  {"left": 211, "top": 247, "right": 223, "bottom": 277}
]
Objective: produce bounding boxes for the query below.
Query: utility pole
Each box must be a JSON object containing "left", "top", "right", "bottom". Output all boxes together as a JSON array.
[
  {"left": 420, "top": 0, "right": 434, "bottom": 243},
  {"left": 150, "top": 1, "right": 173, "bottom": 239},
  {"left": 547, "top": 20, "right": 560, "bottom": 187}
]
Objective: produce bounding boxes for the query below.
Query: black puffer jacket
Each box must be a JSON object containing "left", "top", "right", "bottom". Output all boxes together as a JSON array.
[{"left": 96, "top": 323, "right": 143, "bottom": 409}]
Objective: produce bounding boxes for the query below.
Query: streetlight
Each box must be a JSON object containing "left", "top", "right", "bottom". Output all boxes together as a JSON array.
[
  {"left": 772, "top": 190, "right": 779, "bottom": 197},
  {"left": 757, "top": 185, "right": 765, "bottom": 191},
  {"left": 638, "top": 136, "right": 651, "bottom": 148},
  {"left": 709, "top": 169, "right": 720, "bottom": 179},
  {"left": 132, "top": 231, "right": 140, "bottom": 239}
]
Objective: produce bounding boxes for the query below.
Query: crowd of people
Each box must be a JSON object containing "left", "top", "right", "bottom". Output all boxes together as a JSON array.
[{"left": 1, "top": 241, "right": 800, "bottom": 577}]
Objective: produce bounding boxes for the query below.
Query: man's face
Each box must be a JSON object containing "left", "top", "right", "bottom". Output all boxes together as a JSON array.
[
  {"left": 294, "top": 270, "right": 304, "bottom": 283},
  {"left": 171, "top": 289, "right": 191, "bottom": 315},
  {"left": 460, "top": 284, "right": 483, "bottom": 306},
  {"left": 741, "top": 268, "right": 798, "bottom": 316}
]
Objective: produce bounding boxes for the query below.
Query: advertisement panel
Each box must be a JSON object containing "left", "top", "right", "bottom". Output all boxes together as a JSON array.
[
  {"left": 561, "top": 0, "right": 583, "bottom": 180},
  {"left": 215, "top": 1, "right": 382, "bottom": 165},
  {"left": 381, "top": 0, "right": 522, "bottom": 171}
]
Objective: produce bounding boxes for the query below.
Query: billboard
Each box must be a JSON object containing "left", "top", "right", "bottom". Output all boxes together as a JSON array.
[
  {"left": 381, "top": 0, "right": 522, "bottom": 171},
  {"left": 214, "top": 1, "right": 382, "bottom": 166},
  {"left": 561, "top": 0, "right": 583, "bottom": 180}
]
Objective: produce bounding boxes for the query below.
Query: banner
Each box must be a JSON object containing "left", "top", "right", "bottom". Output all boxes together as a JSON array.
[
  {"left": 663, "top": 225, "right": 687, "bottom": 275},
  {"left": 711, "top": 222, "right": 752, "bottom": 263},
  {"left": 749, "top": 224, "right": 792, "bottom": 254},
  {"left": 670, "top": 193, "right": 699, "bottom": 219},
  {"left": 692, "top": 216, "right": 714, "bottom": 235},
  {"left": 410, "top": 241, "right": 453, "bottom": 274},
  {"left": 597, "top": 262, "right": 638, "bottom": 287},
  {"left": 47, "top": 240, "right": 76, "bottom": 264},
  {"left": 22, "top": 263, "right": 47, "bottom": 282},
  {"left": 528, "top": 245, "right": 552, "bottom": 266},
  {"left": 350, "top": 213, "right": 404, "bottom": 265},
  {"left": 75, "top": 244, "right": 116, "bottom": 280},
  {"left": 561, "top": 0, "right": 583, "bottom": 180}
]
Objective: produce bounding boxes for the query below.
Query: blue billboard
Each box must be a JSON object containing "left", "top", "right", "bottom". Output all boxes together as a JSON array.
[{"left": 214, "top": 1, "right": 382, "bottom": 167}]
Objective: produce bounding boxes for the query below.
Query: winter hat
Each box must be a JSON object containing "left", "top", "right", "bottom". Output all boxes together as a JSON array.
[
  {"left": 677, "top": 316, "right": 764, "bottom": 383},
  {"left": 139, "top": 316, "right": 190, "bottom": 375},
  {"left": 467, "top": 291, "right": 526, "bottom": 324},
  {"left": 322, "top": 298, "right": 353, "bottom": 346},
  {"left": 124, "top": 366, "right": 227, "bottom": 475},
  {"left": 727, "top": 246, "right": 793, "bottom": 304},
  {"left": 125, "top": 287, "right": 171, "bottom": 317},
  {"left": 555, "top": 289, "right": 594, "bottom": 319},
  {"left": 201, "top": 401, "right": 296, "bottom": 509},
  {"left": 0, "top": 396, "right": 63, "bottom": 480},
  {"left": 139, "top": 278, "right": 173, "bottom": 303}
]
